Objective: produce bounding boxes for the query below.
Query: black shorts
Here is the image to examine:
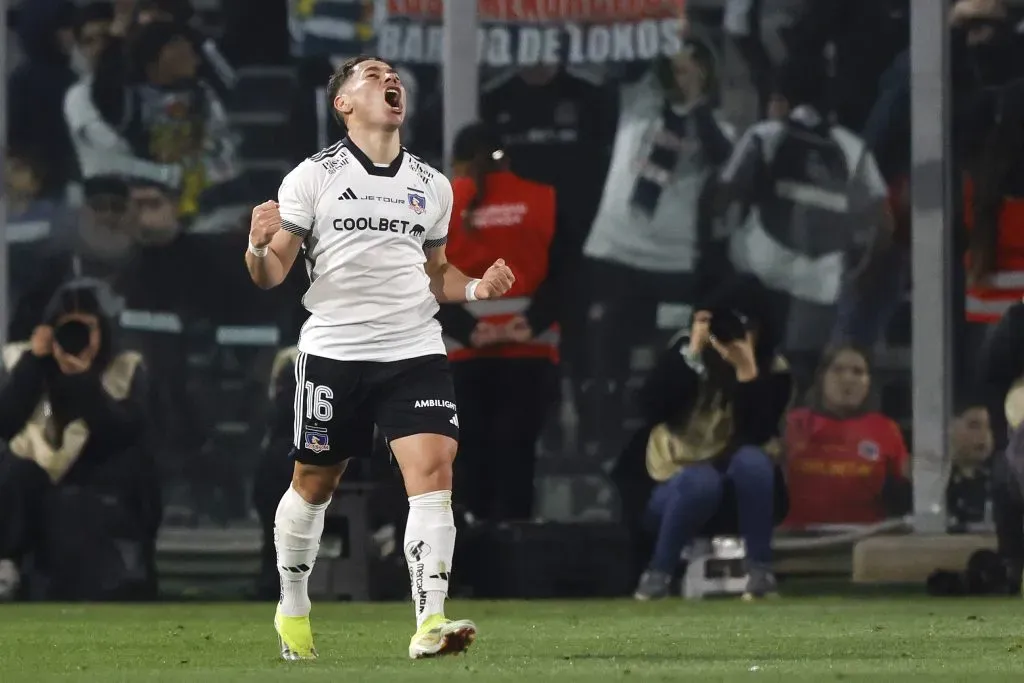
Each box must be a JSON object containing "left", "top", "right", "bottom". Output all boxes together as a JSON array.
[{"left": 291, "top": 352, "right": 459, "bottom": 466}]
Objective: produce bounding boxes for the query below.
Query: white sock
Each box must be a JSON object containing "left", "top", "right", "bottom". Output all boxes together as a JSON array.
[
  {"left": 404, "top": 490, "right": 456, "bottom": 628},
  {"left": 274, "top": 485, "right": 330, "bottom": 617}
]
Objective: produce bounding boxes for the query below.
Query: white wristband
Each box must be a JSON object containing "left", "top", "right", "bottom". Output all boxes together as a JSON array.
[
  {"left": 248, "top": 240, "right": 269, "bottom": 258},
  {"left": 465, "top": 279, "right": 482, "bottom": 302}
]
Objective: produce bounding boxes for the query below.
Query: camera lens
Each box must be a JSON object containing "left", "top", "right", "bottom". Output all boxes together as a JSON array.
[{"left": 54, "top": 321, "right": 92, "bottom": 355}]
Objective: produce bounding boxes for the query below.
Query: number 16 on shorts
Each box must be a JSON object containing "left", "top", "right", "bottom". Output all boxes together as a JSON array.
[{"left": 302, "top": 381, "right": 333, "bottom": 454}]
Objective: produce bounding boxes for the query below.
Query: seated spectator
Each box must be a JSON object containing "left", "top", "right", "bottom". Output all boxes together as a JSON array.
[
  {"left": 129, "top": 183, "right": 183, "bottom": 246},
  {"left": 947, "top": 402, "right": 994, "bottom": 532},
  {"left": 5, "top": 143, "right": 67, "bottom": 211},
  {"left": 75, "top": 178, "right": 139, "bottom": 276},
  {"left": 0, "top": 279, "right": 160, "bottom": 601},
  {"left": 84, "top": 14, "right": 244, "bottom": 231},
  {"left": 612, "top": 279, "right": 792, "bottom": 601},
  {"left": 9, "top": 177, "right": 138, "bottom": 343},
  {"left": 783, "top": 345, "right": 910, "bottom": 528},
  {"left": 6, "top": 142, "right": 74, "bottom": 279}
]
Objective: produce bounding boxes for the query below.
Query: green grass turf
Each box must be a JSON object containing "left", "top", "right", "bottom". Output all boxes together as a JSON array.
[{"left": 1, "top": 598, "right": 1023, "bottom": 682}]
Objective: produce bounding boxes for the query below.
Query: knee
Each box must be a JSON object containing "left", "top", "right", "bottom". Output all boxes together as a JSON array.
[
  {"left": 668, "top": 465, "right": 724, "bottom": 502},
  {"left": 729, "top": 447, "right": 774, "bottom": 483},
  {"left": 401, "top": 438, "right": 456, "bottom": 495},
  {"left": 0, "top": 455, "right": 48, "bottom": 493},
  {"left": 291, "top": 461, "right": 346, "bottom": 505}
]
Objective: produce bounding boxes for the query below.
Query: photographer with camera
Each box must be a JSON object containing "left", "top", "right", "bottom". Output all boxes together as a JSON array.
[
  {"left": 612, "top": 279, "right": 792, "bottom": 601},
  {"left": 0, "top": 279, "right": 160, "bottom": 601}
]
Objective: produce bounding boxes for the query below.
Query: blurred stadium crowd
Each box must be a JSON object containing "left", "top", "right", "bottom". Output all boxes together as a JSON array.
[{"left": 2, "top": 0, "right": 1024, "bottom": 602}]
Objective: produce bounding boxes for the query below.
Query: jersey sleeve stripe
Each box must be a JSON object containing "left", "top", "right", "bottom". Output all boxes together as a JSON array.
[
  {"left": 282, "top": 219, "right": 311, "bottom": 236},
  {"left": 423, "top": 236, "right": 447, "bottom": 250}
]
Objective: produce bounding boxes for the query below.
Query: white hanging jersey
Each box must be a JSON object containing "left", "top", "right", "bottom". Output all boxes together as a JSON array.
[{"left": 278, "top": 137, "right": 452, "bottom": 362}]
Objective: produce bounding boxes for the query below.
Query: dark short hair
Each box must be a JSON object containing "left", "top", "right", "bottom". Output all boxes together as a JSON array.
[
  {"left": 814, "top": 343, "right": 873, "bottom": 384},
  {"left": 772, "top": 58, "right": 826, "bottom": 108},
  {"left": 75, "top": 1, "right": 114, "bottom": 36},
  {"left": 132, "top": 19, "right": 192, "bottom": 70},
  {"left": 83, "top": 175, "right": 130, "bottom": 201},
  {"left": 452, "top": 122, "right": 503, "bottom": 164},
  {"left": 327, "top": 55, "right": 390, "bottom": 125},
  {"left": 954, "top": 397, "right": 989, "bottom": 418}
]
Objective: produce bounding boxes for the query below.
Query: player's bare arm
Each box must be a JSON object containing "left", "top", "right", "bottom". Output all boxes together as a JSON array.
[
  {"left": 246, "top": 200, "right": 304, "bottom": 289},
  {"left": 424, "top": 245, "right": 515, "bottom": 302}
]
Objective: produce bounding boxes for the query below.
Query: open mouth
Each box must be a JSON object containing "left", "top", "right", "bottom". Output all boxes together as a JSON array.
[{"left": 384, "top": 86, "right": 402, "bottom": 110}]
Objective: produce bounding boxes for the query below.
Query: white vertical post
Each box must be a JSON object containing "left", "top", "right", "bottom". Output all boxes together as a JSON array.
[
  {"left": 0, "top": 0, "right": 9, "bottom": 347},
  {"left": 442, "top": 0, "right": 478, "bottom": 173},
  {"left": 909, "top": 0, "right": 952, "bottom": 534},
  {"left": 315, "top": 86, "right": 329, "bottom": 151}
]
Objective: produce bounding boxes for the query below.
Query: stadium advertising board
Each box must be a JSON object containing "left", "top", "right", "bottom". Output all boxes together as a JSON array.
[
  {"left": 379, "top": 0, "right": 688, "bottom": 66},
  {"left": 291, "top": 0, "right": 688, "bottom": 65}
]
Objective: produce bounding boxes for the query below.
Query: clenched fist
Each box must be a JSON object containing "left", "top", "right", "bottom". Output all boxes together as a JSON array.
[
  {"left": 474, "top": 259, "right": 516, "bottom": 300},
  {"left": 250, "top": 200, "right": 282, "bottom": 248}
]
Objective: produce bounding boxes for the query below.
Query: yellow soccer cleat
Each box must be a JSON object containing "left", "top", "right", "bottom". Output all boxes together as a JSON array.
[
  {"left": 274, "top": 608, "right": 318, "bottom": 661},
  {"left": 408, "top": 614, "right": 477, "bottom": 660}
]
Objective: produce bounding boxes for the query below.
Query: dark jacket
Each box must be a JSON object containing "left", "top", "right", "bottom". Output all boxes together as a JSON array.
[
  {"left": 7, "top": 0, "right": 78, "bottom": 188},
  {"left": 610, "top": 331, "right": 791, "bottom": 580},
  {"left": 0, "top": 279, "right": 160, "bottom": 534}
]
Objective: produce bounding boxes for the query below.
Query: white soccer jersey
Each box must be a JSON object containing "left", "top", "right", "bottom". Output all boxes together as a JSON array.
[{"left": 278, "top": 137, "right": 453, "bottom": 362}]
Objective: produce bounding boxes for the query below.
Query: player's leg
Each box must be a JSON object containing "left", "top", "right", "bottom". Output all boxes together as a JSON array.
[
  {"left": 273, "top": 352, "right": 371, "bottom": 660},
  {"left": 373, "top": 355, "right": 475, "bottom": 659},
  {"left": 391, "top": 433, "right": 477, "bottom": 659},
  {"left": 273, "top": 460, "right": 343, "bottom": 661}
]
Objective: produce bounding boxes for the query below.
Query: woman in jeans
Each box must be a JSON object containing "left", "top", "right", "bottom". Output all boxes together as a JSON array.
[{"left": 614, "top": 279, "right": 792, "bottom": 600}]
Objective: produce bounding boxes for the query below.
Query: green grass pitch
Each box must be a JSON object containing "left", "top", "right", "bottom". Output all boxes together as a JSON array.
[{"left": 1, "top": 598, "right": 1023, "bottom": 681}]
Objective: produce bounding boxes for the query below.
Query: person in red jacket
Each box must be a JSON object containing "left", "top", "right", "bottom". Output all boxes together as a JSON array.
[
  {"left": 437, "top": 123, "right": 567, "bottom": 522},
  {"left": 783, "top": 345, "right": 910, "bottom": 527}
]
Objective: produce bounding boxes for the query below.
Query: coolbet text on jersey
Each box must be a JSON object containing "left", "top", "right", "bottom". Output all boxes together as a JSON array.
[{"left": 278, "top": 137, "right": 453, "bottom": 362}]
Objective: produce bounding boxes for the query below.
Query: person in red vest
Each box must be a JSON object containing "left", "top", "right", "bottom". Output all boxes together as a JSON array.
[
  {"left": 437, "top": 122, "right": 565, "bottom": 522},
  {"left": 964, "top": 83, "right": 1024, "bottom": 325},
  {"left": 783, "top": 345, "right": 910, "bottom": 527}
]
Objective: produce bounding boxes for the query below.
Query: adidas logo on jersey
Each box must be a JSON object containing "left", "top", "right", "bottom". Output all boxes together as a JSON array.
[
  {"left": 338, "top": 188, "right": 358, "bottom": 200},
  {"left": 450, "top": 414, "right": 459, "bottom": 428}
]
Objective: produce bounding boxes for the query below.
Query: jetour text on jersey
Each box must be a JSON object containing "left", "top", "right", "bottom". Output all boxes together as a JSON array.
[{"left": 333, "top": 216, "right": 426, "bottom": 236}]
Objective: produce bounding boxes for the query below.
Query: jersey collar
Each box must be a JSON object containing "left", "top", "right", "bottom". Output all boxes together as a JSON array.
[{"left": 342, "top": 136, "right": 405, "bottom": 177}]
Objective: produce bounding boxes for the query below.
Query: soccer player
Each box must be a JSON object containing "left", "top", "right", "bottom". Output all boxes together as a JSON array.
[{"left": 244, "top": 56, "right": 515, "bottom": 661}]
